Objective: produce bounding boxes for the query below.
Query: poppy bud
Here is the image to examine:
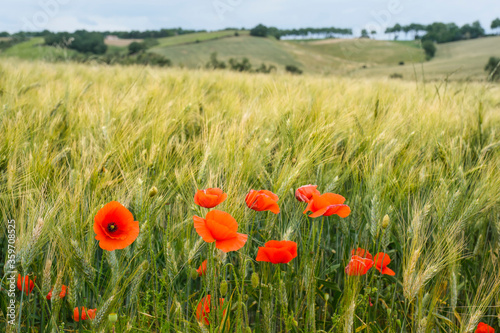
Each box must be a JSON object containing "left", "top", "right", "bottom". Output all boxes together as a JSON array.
[
  {"left": 324, "top": 293, "right": 330, "bottom": 302},
  {"left": 220, "top": 281, "right": 228, "bottom": 296},
  {"left": 190, "top": 268, "right": 199, "bottom": 280},
  {"left": 149, "top": 186, "right": 158, "bottom": 197},
  {"left": 382, "top": 214, "right": 390, "bottom": 229},
  {"left": 251, "top": 272, "right": 259, "bottom": 288},
  {"left": 243, "top": 294, "right": 249, "bottom": 301},
  {"left": 108, "top": 313, "right": 118, "bottom": 323}
]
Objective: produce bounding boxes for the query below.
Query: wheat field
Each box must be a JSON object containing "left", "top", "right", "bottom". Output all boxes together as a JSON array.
[{"left": 1, "top": 59, "right": 500, "bottom": 332}]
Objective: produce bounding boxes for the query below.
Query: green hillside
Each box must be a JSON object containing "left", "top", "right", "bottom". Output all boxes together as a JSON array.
[
  {"left": 150, "top": 35, "right": 302, "bottom": 69},
  {"left": 0, "top": 37, "right": 77, "bottom": 60},
  {"left": 1, "top": 31, "right": 499, "bottom": 81},
  {"left": 351, "top": 36, "right": 500, "bottom": 80}
]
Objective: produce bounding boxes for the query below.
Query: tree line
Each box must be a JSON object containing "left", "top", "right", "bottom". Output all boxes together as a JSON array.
[
  {"left": 384, "top": 19, "right": 500, "bottom": 43},
  {"left": 250, "top": 24, "right": 352, "bottom": 39}
]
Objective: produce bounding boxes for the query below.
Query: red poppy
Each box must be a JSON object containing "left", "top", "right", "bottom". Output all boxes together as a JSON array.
[
  {"left": 373, "top": 252, "right": 396, "bottom": 276},
  {"left": 196, "top": 295, "right": 225, "bottom": 325},
  {"left": 46, "top": 285, "right": 67, "bottom": 300},
  {"left": 345, "top": 255, "right": 373, "bottom": 276},
  {"left": 94, "top": 201, "right": 140, "bottom": 251},
  {"left": 197, "top": 260, "right": 207, "bottom": 276},
  {"left": 194, "top": 210, "right": 248, "bottom": 252},
  {"left": 245, "top": 190, "right": 280, "bottom": 214},
  {"left": 194, "top": 188, "right": 228, "bottom": 208},
  {"left": 17, "top": 274, "right": 35, "bottom": 295},
  {"left": 256, "top": 240, "right": 298, "bottom": 264},
  {"left": 476, "top": 322, "right": 495, "bottom": 333},
  {"left": 303, "top": 193, "right": 351, "bottom": 218},
  {"left": 73, "top": 307, "right": 96, "bottom": 322},
  {"left": 351, "top": 248, "right": 372, "bottom": 260},
  {"left": 295, "top": 185, "right": 320, "bottom": 202}
]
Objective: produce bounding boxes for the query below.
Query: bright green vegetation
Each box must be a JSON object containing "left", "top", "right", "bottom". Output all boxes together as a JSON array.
[
  {"left": 151, "top": 35, "right": 301, "bottom": 69},
  {"left": 356, "top": 36, "right": 500, "bottom": 80},
  {"left": 0, "top": 37, "right": 77, "bottom": 60},
  {"left": 1, "top": 59, "right": 500, "bottom": 332}
]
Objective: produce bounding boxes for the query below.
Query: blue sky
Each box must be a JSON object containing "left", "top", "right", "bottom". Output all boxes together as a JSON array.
[{"left": 2, "top": 0, "right": 499, "bottom": 36}]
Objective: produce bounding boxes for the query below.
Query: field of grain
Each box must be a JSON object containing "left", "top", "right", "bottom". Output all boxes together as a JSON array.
[{"left": 0, "top": 58, "right": 500, "bottom": 332}]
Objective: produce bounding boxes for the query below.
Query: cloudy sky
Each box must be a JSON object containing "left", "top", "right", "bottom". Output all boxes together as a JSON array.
[{"left": 2, "top": 0, "right": 499, "bottom": 36}]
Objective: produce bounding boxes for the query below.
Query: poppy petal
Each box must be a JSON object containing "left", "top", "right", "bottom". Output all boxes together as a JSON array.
[
  {"left": 194, "top": 216, "right": 215, "bottom": 243},
  {"left": 381, "top": 267, "right": 396, "bottom": 276},
  {"left": 215, "top": 233, "right": 248, "bottom": 252},
  {"left": 309, "top": 206, "right": 329, "bottom": 218}
]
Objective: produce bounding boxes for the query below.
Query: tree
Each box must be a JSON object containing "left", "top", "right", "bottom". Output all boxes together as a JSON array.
[
  {"left": 128, "top": 41, "right": 147, "bottom": 54},
  {"left": 250, "top": 24, "right": 268, "bottom": 37},
  {"left": 205, "top": 52, "right": 226, "bottom": 69},
  {"left": 285, "top": 65, "right": 302, "bottom": 74},
  {"left": 485, "top": 57, "right": 500, "bottom": 81},
  {"left": 492, "top": 18, "right": 500, "bottom": 34},
  {"left": 361, "top": 29, "right": 369, "bottom": 38},
  {"left": 422, "top": 40, "right": 436, "bottom": 60}
]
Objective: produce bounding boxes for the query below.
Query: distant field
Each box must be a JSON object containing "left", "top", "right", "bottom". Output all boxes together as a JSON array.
[
  {"left": 156, "top": 30, "right": 249, "bottom": 47},
  {"left": 0, "top": 37, "right": 77, "bottom": 60},
  {"left": 1, "top": 32, "right": 499, "bottom": 81},
  {"left": 104, "top": 37, "right": 143, "bottom": 47},
  {"left": 151, "top": 35, "right": 302, "bottom": 69},
  {"left": 352, "top": 36, "right": 500, "bottom": 81}
]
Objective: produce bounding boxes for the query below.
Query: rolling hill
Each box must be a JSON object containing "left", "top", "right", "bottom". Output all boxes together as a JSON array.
[{"left": 1, "top": 31, "right": 499, "bottom": 81}]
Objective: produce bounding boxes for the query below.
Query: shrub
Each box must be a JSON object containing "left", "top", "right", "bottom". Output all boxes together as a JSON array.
[
  {"left": 128, "top": 41, "right": 147, "bottom": 54},
  {"left": 485, "top": 57, "right": 500, "bottom": 81},
  {"left": 285, "top": 65, "right": 303, "bottom": 74},
  {"left": 205, "top": 52, "right": 226, "bottom": 70},
  {"left": 422, "top": 40, "right": 436, "bottom": 60},
  {"left": 255, "top": 63, "right": 276, "bottom": 73},
  {"left": 399, "top": 61, "right": 405, "bottom": 66},
  {"left": 229, "top": 58, "right": 252, "bottom": 72},
  {"left": 389, "top": 73, "right": 403, "bottom": 79}
]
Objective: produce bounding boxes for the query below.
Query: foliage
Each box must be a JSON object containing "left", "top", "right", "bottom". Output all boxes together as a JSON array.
[
  {"left": 255, "top": 63, "right": 276, "bottom": 73},
  {"left": 492, "top": 18, "right": 500, "bottom": 34},
  {"left": 422, "top": 40, "right": 437, "bottom": 60},
  {"left": 249, "top": 24, "right": 352, "bottom": 39},
  {"left": 205, "top": 52, "right": 227, "bottom": 70},
  {"left": 128, "top": 41, "right": 147, "bottom": 54},
  {"left": 0, "top": 60, "right": 499, "bottom": 332},
  {"left": 229, "top": 57, "right": 252, "bottom": 72},
  {"left": 45, "top": 30, "right": 107, "bottom": 54},
  {"left": 484, "top": 56, "right": 500, "bottom": 81},
  {"left": 285, "top": 64, "right": 303, "bottom": 74},
  {"left": 250, "top": 24, "right": 268, "bottom": 38}
]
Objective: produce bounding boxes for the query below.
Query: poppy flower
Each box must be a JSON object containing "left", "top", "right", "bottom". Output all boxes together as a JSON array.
[
  {"left": 94, "top": 201, "right": 140, "bottom": 251},
  {"left": 46, "top": 285, "right": 67, "bottom": 300},
  {"left": 17, "top": 274, "right": 35, "bottom": 295},
  {"left": 303, "top": 193, "right": 351, "bottom": 218},
  {"left": 256, "top": 240, "right": 298, "bottom": 264},
  {"left": 194, "top": 188, "right": 228, "bottom": 208},
  {"left": 351, "top": 248, "right": 372, "bottom": 260},
  {"left": 345, "top": 255, "right": 373, "bottom": 276},
  {"left": 73, "top": 307, "right": 96, "bottom": 322},
  {"left": 245, "top": 190, "right": 280, "bottom": 214},
  {"left": 196, "top": 295, "right": 225, "bottom": 326},
  {"left": 476, "top": 322, "right": 495, "bottom": 333},
  {"left": 197, "top": 260, "right": 207, "bottom": 276},
  {"left": 295, "top": 185, "right": 321, "bottom": 202},
  {"left": 193, "top": 210, "right": 248, "bottom": 252},
  {"left": 373, "top": 252, "right": 396, "bottom": 276}
]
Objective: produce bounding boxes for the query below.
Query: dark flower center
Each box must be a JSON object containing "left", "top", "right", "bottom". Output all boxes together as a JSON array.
[{"left": 107, "top": 222, "right": 117, "bottom": 232}]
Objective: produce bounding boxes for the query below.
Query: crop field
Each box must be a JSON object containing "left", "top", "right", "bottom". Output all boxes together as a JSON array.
[{"left": 0, "top": 58, "right": 500, "bottom": 332}]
